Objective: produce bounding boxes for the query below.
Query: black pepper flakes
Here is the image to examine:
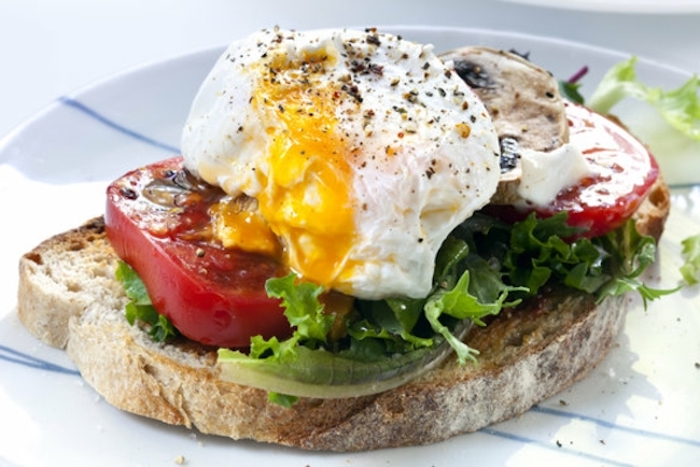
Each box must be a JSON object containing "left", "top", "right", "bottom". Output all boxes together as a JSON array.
[
  {"left": 341, "top": 84, "right": 363, "bottom": 103},
  {"left": 368, "top": 63, "right": 384, "bottom": 76},
  {"left": 404, "top": 90, "right": 419, "bottom": 104},
  {"left": 366, "top": 33, "right": 381, "bottom": 47}
]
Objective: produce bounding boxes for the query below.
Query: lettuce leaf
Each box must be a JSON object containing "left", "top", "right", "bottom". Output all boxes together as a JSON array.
[
  {"left": 246, "top": 274, "right": 334, "bottom": 361},
  {"left": 267, "top": 392, "right": 298, "bottom": 408},
  {"left": 241, "top": 234, "right": 519, "bottom": 369},
  {"left": 587, "top": 56, "right": 700, "bottom": 140},
  {"left": 459, "top": 212, "right": 674, "bottom": 307},
  {"left": 220, "top": 211, "right": 667, "bottom": 396},
  {"left": 593, "top": 218, "right": 679, "bottom": 306},
  {"left": 265, "top": 274, "right": 334, "bottom": 343},
  {"left": 559, "top": 65, "right": 589, "bottom": 104},
  {"left": 459, "top": 212, "right": 605, "bottom": 298},
  {"left": 680, "top": 233, "right": 700, "bottom": 285},
  {"left": 115, "top": 261, "right": 179, "bottom": 342},
  {"left": 424, "top": 269, "right": 523, "bottom": 364},
  {"left": 559, "top": 81, "right": 585, "bottom": 104},
  {"left": 115, "top": 211, "right": 668, "bottom": 402}
]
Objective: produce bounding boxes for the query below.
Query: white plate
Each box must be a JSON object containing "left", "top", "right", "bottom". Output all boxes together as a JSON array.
[
  {"left": 500, "top": 0, "right": 700, "bottom": 13},
  {"left": 1, "top": 26, "right": 699, "bottom": 467}
]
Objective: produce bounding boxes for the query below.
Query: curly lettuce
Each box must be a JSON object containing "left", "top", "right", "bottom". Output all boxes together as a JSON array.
[
  {"left": 680, "top": 233, "right": 700, "bottom": 285},
  {"left": 115, "top": 261, "right": 179, "bottom": 342},
  {"left": 586, "top": 56, "right": 700, "bottom": 141},
  {"left": 217, "top": 212, "right": 669, "bottom": 403}
]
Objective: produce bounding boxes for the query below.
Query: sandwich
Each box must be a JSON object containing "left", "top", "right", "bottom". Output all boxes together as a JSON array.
[{"left": 16, "top": 27, "right": 672, "bottom": 451}]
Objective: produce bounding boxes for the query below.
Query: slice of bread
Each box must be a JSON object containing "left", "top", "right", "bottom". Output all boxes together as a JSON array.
[{"left": 16, "top": 176, "right": 670, "bottom": 452}]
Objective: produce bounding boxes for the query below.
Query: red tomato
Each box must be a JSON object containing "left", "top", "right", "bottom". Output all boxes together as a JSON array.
[
  {"left": 105, "top": 157, "right": 290, "bottom": 348},
  {"left": 490, "top": 102, "right": 659, "bottom": 238}
]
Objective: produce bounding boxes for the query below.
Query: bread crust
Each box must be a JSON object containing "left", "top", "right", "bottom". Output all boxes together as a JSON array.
[{"left": 15, "top": 176, "right": 669, "bottom": 451}]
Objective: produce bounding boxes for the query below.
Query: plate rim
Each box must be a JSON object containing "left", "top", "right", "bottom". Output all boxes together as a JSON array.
[{"left": 1, "top": 24, "right": 697, "bottom": 156}]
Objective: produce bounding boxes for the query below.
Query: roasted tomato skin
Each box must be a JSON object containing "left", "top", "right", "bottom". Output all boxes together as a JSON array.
[
  {"left": 105, "top": 157, "right": 290, "bottom": 348},
  {"left": 488, "top": 102, "right": 660, "bottom": 238}
]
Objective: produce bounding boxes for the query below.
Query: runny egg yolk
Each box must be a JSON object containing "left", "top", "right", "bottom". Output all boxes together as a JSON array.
[
  {"left": 210, "top": 196, "right": 282, "bottom": 259},
  {"left": 183, "top": 28, "right": 503, "bottom": 299},
  {"left": 217, "top": 48, "right": 359, "bottom": 289}
]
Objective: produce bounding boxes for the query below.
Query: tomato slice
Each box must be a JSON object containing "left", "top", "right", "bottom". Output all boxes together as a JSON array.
[
  {"left": 490, "top": 102, "right": 659, "bottom": 238},
  {"left": 105, "top": 157, "right": 290, "bottom": 348}
]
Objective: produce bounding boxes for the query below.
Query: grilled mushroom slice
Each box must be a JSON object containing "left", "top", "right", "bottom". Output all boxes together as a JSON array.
[{"left": 440, "top": 46, "right": 570, "bottom": 204}]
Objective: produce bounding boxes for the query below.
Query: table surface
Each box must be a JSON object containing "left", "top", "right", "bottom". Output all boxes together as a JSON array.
[{"left": 1, "top": 0, "right": 699, "bottom": 141}]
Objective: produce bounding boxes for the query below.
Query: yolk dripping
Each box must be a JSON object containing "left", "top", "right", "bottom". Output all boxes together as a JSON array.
[
  {"left": 210, "top": 195, "right": 282, "bottom": 259},
  {"left": 244, "top": 48, "right": 358, "bottom": 288}
]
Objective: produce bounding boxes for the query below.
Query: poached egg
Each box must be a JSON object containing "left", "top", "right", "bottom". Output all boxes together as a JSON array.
[{"left": 181, "top": 28, "right": 500, "bottom": 300}]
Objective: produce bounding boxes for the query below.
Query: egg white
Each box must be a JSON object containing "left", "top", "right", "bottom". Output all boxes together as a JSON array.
[{"left": 181, "top": 27, "right": 500, "bottom": 300}]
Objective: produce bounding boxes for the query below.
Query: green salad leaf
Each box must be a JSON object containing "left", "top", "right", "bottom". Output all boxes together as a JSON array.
[
  {"left": 115, "top": 261, "right": 179, "bottom": 342},
  {"left": 593, "top": 217, "right": 679, "bottom": 306},
  {"left": 587, "top": 56, "right": 700, "bottom": 140},
  {"left": 680, "top": 233, "right": 700, "bottom": 285},
  {"left": 424, "top": 269, "right": 521, "bottom": 364},
  {"left": 267, "top": 392, "right": 298, "bottom": 408},
  {"left": 249, "top": 274, "right": 334, "bottom": 360},
  {"left": 224, "top": 230, "right": 519, "bottom": 373},
  {"left": 559, "top": 80, "right": 585, "bottom": 104},
  {"left": 458, "top": 212, "right": 674, "bottom": 307},
  {"left": 116, "top": 212, "right": 669, "bottom": 404},
  {"left": 215, "top": 212, "right": 670, "bottom": 403},
  {"left": 559, "top": 66, "right": 588, "bottom": 104}
]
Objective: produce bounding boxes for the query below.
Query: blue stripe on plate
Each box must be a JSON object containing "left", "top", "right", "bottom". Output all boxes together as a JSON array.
[
  {"left": 531, "top": 405, "right": 700, "bottom": 448},
  {"left": 58, "top": 96, "right": 181, "bottom": 154},
  {"left": 3, "top": 340, "right": 699, "bottom": 459},
  {"left": 480, "top": 427, "right": 634, "bottom": 467},
  {"left": 0, "top": 345, "right": 80, "bottom": 376}
]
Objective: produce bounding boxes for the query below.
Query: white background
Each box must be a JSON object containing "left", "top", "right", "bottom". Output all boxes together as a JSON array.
[{"left": 1, "top": 0, "right": 700, "bottom": 140}]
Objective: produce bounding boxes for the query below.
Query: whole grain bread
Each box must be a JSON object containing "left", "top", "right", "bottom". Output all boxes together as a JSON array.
[{"left": 16, "top": 176, "right": 670, "bottom": 451}]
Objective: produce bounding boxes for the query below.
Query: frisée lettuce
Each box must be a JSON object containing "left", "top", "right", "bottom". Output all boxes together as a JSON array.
[
  {"left": 586, "top": 56, "right": 700, "bottom": 141},
  {"left": 116, "top": 262, "right": 179, "bottom": 342},
  {"left": 216, "top": 212, "right": 669, "bottom": 401},
  {"left": 115, "top": 209, "right": 668, "bottom": 402},
  {"left": 680, "top": 233, "right": 700, "bottom": 285}
]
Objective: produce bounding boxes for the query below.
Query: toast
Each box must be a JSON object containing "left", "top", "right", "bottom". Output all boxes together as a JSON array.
[{"left": 16, "top": 176, "right": 670, "bottom": 452}]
